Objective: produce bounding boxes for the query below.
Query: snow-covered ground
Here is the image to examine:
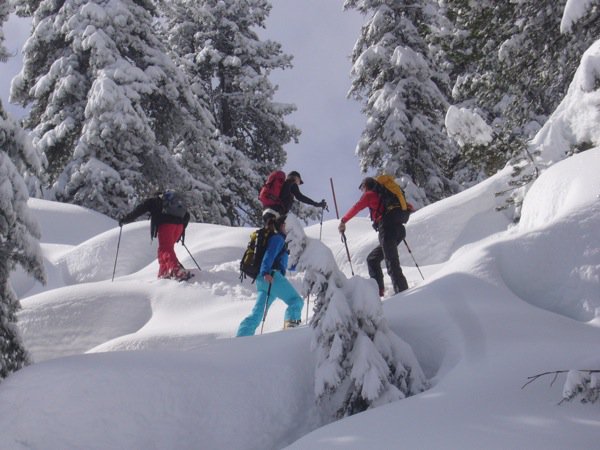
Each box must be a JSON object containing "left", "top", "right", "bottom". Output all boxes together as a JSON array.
[{"left": 0, "top": 148, "right": 598, "bottom": 449}]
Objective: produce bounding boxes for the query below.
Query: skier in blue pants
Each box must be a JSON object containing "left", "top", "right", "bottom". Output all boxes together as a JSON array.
[{"left": 236, "top": 215, "right": 303, "bottom": 337}]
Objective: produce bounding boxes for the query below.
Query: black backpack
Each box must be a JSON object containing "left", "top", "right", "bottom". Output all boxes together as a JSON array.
[
  {"left": 162, "top": 191, "right": 187, "bottom": 219},
  {"left": 240, "top": 228, "right": 289, "bottom": 282},
  {"left": 240, "top": 228, "right": 273, "bottom": 282}
]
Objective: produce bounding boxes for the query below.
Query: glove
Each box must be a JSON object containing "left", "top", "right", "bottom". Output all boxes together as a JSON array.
[
  {"left": 118, "top": 218, "right": 125, "bottom": 227},
  {"left": 317, "top": 199, "right": 328, "bottom": 209},
  {"left": 338, "top": 221, "right": 346, "bottom": 233}
]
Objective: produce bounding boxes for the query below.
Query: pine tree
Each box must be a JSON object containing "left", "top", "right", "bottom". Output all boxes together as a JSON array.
[
  {"left": 285, "top": 215, "right": 427, "bottom": 419},
  {"left": 438, "top": 1, "right": 600, "bottom": 188},
  {"left": 0, "top": 2, "right": 45, "bottom": 380},
  {"left": 11, "top": 0, "right": 226, "bottom": 222},
  {"left": 344, "top": 0, "right": 459, "bottom": 205},
  {"left": 563, "top": 370, "right": 600, "bottom": 404},
  {"left": 161, "top": 0, "right": 300, "bottom": 225}
]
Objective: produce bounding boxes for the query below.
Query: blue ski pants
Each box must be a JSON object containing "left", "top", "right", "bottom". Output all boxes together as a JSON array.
[{"left": 236, "top": 271, "right": 303, "bottom": 337}]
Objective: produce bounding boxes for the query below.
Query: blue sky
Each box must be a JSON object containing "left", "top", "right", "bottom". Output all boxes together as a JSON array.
[{"left": 263, "top": 1, "right": 366, "bottom": 214}]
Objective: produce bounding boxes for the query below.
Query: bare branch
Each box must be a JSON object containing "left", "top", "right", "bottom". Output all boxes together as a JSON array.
[{"left": 522, "top": 370, "right": 600, "bottom": 389}]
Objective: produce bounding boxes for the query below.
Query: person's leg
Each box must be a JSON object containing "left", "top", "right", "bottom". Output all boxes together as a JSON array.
[
  {"left": 269, "top": 272, "right": 303, "bottom": 322},
  {"left": 379, "top": 225, "right": 408, "bottom": 293},
  {"left": 367, "top": 245, "right": 385, "bottom": 295},
  {"left": 157, "top": 223, "right": 184, "bottom": 278},
  {"left": 236, "top": 279, "right": 274, "bottom": 336}
]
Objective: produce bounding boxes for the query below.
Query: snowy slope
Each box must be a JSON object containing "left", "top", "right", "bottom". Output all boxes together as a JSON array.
[{"left": 0, "top": 150, "right": 599, "bottom": 449}]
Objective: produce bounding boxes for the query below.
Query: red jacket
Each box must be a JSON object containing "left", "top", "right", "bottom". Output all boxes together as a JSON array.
[{"left": 341, "top": 190, "right": 383, "bottom": 224}]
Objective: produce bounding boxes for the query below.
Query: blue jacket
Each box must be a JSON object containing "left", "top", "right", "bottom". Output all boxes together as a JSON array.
[{"left": 259, "top": 232, "right": 288, "bottom": 277}]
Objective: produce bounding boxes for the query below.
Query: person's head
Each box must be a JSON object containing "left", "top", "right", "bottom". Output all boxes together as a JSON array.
[
  {"left": 262, "top": 208, "right": 280, "bottom": 228},
  {"left": 287, "top": 170, "right": 303, "bottom": 185},
  {"left": 359, "top": 177, "right": 377, "bottom": 192}
]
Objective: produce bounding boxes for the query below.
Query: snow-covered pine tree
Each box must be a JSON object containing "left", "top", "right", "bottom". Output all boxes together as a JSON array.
[
  {"left": 162, "top": 0, "right": 300, "bottom": 225},
  {"left": 563, "top": 370, "right": 600, "bottom": 404},
  {"left": 438, "top": 0, "right": 600, "bottom": 189},
  {"left": 505, "top": 38, "right": 600, "bottom": 222},
  {"left": 11, "top": 0, "right": 226, "bottom": 222},
  {"left": 344, "top": 0, "right": 459, "bottom": 206},
  {"left": 285, "top": 214, "right": 427, "bottom": 420},
  {"left": 158, "top": 0, "right": 261, "bottom": 226},
  {"left": 432, "top": 1, "right": 517, "bottom": 183},
  {"left": 0, "top": 3, "right": 45, "bottom": 380}
]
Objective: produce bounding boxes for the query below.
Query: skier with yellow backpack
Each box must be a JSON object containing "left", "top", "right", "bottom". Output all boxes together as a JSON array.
[
  {"left": 338, "top": 175, "right": 414, "bottom": 296},
  {"left": 237, "top": 210, "right": 304, "bottom": 336}
]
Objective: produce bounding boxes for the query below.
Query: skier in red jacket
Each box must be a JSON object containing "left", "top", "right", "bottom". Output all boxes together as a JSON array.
[{"left": 338, "top": 177, "right": 409, "bottom": 296}]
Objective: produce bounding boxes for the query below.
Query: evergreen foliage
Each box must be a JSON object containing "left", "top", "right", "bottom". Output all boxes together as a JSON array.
[
  {"left": 563, "top": 370, "right": 600, "bottom": 404},
  {"left": 0, "top": 3, "right": 45, "bottom": 381},
  {"left": 437, "top": 0, "right": 600, "bottom": 187},
  {"left": 344, "top": 0, "right": 460, "bottom": 205},
  {"left": 161, "top": 0, "right": 300, "bottom": 225},
  {"left": 11, "top": 0, "right": 227, "bottom": 222},
  {"left": 285, "top": 215, "right": 427, "bottom": 419}
]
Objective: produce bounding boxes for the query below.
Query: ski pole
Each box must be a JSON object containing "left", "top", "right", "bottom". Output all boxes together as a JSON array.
[
  {"left": 181, "top": 242, "right": 202, "bottom": 271},
  {"left": 260, "top": 281, "right": 273, "bottom": 335},
  {"left": 319, "top": 206, "right": 325, "bottom": 241},
  {"left": 403, "top": 239, "right": 425, "bottom": 280},
  {"left": 112, "top": 225, "right": 123, "bottom": 282},
  {"left": 340, "top": 233, "right": 355, "bottom": 276},
  {"left": 330, "top": 178, "right": 340, "bottom": 218},
  {"left": 330, "top": 178, "right": 355, "bottom": 276},
  {"left": 306, "top": 294, "right": 310, "bottom": 324}
]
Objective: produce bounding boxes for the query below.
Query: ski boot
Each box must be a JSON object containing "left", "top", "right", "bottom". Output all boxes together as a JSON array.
[{"left": 283, "top": 319, "right": 301, "bottom": 329}]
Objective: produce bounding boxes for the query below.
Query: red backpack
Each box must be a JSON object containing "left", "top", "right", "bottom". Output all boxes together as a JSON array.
[{"left": 259, "top": 170, "right": 286, "bottom": 208}]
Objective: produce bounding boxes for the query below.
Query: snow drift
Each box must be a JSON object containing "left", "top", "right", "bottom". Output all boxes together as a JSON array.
[{"left": 0, "top": 150, "right": 598, "bottom": 449}]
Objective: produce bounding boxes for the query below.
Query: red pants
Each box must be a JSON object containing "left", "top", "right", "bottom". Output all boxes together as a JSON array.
[{"left": 157, "top": 223, "right": 184, "bottom": 278}]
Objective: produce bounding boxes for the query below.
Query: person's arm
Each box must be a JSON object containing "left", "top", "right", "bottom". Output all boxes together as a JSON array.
[
  {"left": 341, "top": 192, "right": 373, "bottom": 223},
  {"left": 338, "top": 191, "right": 377, "bottom": 233},
  {"left": 119, "top": 198, "right": 154, "bottom": 225},
  {"left": 278, "top": 248, "right": 289, "bottom": 276},
  {"left": 178, "top": 212, "right": 191, "bottom": 244},
  {"left": 259, "top": 234, "right": 285, "bottom": 278},
  {"left": 290, "top": 183, "right": 322, "bottom": 207}
]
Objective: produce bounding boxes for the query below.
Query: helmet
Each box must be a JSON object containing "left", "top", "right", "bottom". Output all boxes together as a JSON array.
[{"left": 262, "top": 208, "right": 280, "bottom": 224}]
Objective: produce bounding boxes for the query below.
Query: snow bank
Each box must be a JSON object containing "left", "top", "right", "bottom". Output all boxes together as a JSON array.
[
  {"left": 491, "top": 148, "right": 600, "bottom": 321},
  {"left": 519, "top": 147, "right": 600, "bottom": 231},
  {"left": 0, "top": 332, "right": 318, "bottom": 450},
  {"left": 2, "top": 146, "right": 599, "bottom": 449},
  {"left": 27, "top": 197, "right": 116, "bottom": 244}
]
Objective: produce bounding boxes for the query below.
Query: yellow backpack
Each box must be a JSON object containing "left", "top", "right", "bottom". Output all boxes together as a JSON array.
[{"left": 375, "top": 174, "right": 411, "bottom": 223}]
